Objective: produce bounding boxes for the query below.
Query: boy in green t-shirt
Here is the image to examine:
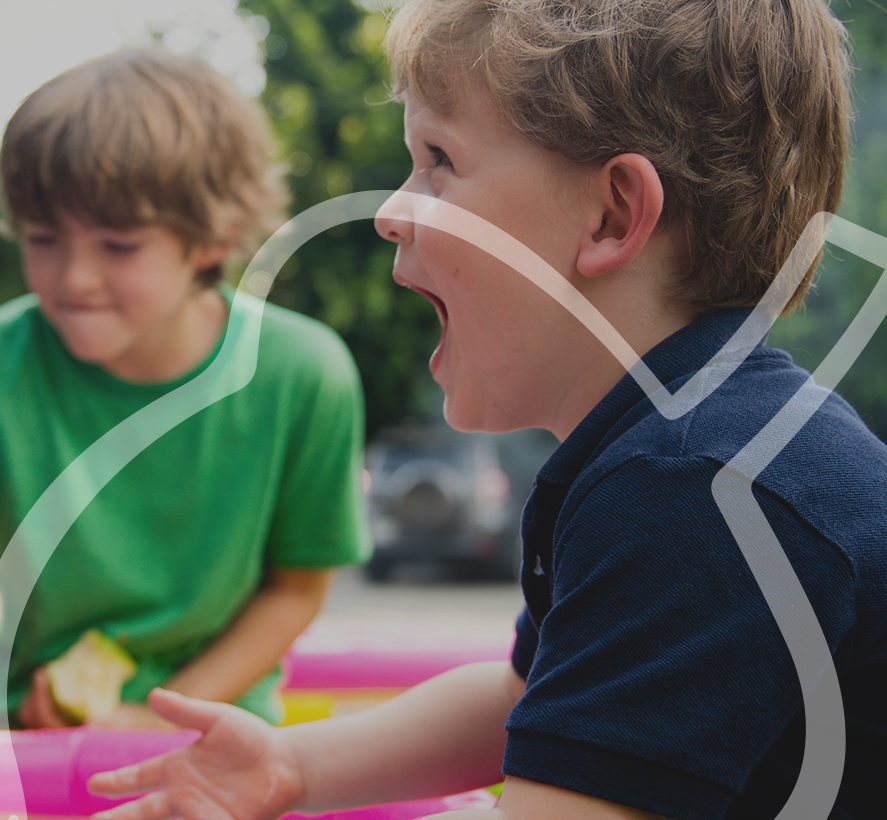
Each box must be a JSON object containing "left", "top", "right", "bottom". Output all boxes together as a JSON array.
[{"left": 0, "top": 48, "right": 371, "bottom": 729}]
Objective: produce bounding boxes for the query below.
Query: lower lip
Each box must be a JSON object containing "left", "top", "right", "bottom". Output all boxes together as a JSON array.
[
  {"left": 59, "top": 304, "right": 115, "bottom": 312},
  {"left": 430, "top": 325, "right": 447, "bottom": 377}
]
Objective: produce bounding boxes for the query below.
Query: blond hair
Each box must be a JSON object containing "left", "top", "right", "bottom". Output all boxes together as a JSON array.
[
  {"left": 386, "top": 0, "right": 852, "bottom": 314},
  {"left": 1, "top": 48, "right": 289, "bottom": 285}
]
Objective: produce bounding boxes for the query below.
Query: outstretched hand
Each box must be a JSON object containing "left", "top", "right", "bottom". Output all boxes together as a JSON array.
[{"left": 88, "top": 689, "right": 301, "bottom": 820}]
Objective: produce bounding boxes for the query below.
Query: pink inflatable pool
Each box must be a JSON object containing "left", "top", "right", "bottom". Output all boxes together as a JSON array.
[
  {"left": 1, "top": 727, "right": 497, "bottom": 818},
  {"left": 283, "top": 624, "right": 514, "bottom": 690}
]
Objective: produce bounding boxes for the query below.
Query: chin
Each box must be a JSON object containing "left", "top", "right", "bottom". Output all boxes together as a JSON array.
[
  {"left": 60, "top": 342, "right": 101, "bottom": 363},
  {"left": 442, "top": 395, "right": 526, "bottom": 435},
  {"left": 59, "top": 337, "right": 119, "bottom": 367},
  {"left": 441, "top": 395, "right": 481, "bottom": 433}
]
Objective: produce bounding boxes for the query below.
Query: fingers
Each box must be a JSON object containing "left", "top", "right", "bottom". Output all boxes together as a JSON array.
[
  {"left": 16, "top": 688, "right": 39, "bottom": 729},
  {"left": 90, "top": 692, "right": 225, "bottom": 799},
  {"left": 146, "top": 689, "right": 227, "bottom": 733},
  {"left": 88, "top": 754, "right": 167, "bottom": 797},
  {"left": 33, "top": 667, "right": 69, "bottom": 727},
  {"left": 91, "top": 788, "right": 174, "bottom": 820},
  {"left": 19, "top": 667, "right": 70, "bottom": 729},
  {"left": 90, "top": 779, "right": 233, "bottom": 820}
]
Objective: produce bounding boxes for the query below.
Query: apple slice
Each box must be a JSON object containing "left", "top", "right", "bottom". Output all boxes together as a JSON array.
[{"left": 46, "top": 629, "right": 137, "bottom": 724}]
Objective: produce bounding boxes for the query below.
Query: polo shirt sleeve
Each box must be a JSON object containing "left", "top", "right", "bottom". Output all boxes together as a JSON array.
[
  {"left": 503, "top": 455, "right": 854, "bottom": 820},
  {"left": 511, "top": 607, "right": 539, "bottom": 681}
]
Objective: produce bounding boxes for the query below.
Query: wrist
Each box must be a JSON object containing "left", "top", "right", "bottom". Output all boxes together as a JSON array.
[
  {"left": 278, "top": 721, "right": 323, "bottom": 812},
  {"left": 280, "top": 724, "right": 321, "bottom": 811}
]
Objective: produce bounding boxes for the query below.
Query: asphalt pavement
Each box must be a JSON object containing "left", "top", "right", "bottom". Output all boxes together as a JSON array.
[{"left": 317, "top": 566, "right": 524, "bottom": 646}]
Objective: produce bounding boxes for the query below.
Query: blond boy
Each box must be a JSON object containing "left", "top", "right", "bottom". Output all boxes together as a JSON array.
[
  {"left": 91, "top": 2, "right": 885, "bottom": 819},
  {"left": 0, "top": 48, "right": 370, "bottom": 730}
]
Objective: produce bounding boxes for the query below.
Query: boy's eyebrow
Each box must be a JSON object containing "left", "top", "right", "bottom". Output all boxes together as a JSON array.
[{"left": 406, "top": 115, "right": 464, "bottom": 153}]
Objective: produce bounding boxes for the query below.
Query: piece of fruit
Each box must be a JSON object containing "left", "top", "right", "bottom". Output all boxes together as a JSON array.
[{"left": 46, "top": 629, "right": 137, "bottom": 724}]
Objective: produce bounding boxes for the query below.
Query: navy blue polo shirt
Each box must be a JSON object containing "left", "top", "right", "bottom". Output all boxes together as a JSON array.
[{"left": 504, "top": 309, "right": 887, "bottom": 819}]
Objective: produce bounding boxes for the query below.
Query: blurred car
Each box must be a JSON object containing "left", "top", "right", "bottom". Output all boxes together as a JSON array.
[{"left": 363, "top": 423, "right": 557, "bottom": 581}]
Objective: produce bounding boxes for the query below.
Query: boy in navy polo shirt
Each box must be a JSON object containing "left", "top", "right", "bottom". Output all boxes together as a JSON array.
[{"left": 91, "top": 1, "right": 886, "bottom": 818}]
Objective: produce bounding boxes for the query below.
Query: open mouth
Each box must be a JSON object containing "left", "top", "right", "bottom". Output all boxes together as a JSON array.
[
  {"left": 396, "top": 277, "right": 448, "bottom": 331},
  {"left": 398, "top": 280, "right": 449, "bottom": 376},
  {"left": 409, "top": 284, "right": 448, "bottom": 331}
]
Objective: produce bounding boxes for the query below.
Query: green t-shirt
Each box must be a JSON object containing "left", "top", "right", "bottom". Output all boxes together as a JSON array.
[{"left": 1, "top": 288, "right": 371, "bottom": 724}]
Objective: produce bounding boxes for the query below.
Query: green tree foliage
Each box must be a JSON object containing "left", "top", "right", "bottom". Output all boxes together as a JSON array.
[
  {"left": 238, "top": 0, "right": 440, "bottom": 438},
  {"left": 0, "top": 238, "right": 23, "bottom": 306},
  {"left": 769, "top": 1, "right": 887, "bottom": 439}
]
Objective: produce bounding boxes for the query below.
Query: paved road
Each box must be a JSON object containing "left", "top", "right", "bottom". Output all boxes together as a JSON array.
[{"left": 317, "top": 566, "right": 524, "bottom": 645}]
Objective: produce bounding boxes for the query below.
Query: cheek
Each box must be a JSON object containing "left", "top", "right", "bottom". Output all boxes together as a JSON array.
[
  {"left": 110, "top": 254, "right": 191, "bottom": 313},
  {"left": 21, "top": 252, "right": 52, "bottom": 294},
  {"left": 418, "top": 228, "right": 479, "bottom": 295},
  {"left": 114, "top": 280, "right": 168, "bottom": 317}
]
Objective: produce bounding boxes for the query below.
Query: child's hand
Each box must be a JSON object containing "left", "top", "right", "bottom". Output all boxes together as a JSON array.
[
  {"left": 17, "top": 666, "right": 74, "bottom": 728},
  {"left": 88, "top": 688, "right": 301, "bottom": 820}
]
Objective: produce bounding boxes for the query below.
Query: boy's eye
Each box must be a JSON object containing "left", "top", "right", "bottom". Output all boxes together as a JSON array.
[
  {"left": 426, "top": 143, "right": 452, "bottom": 169},
  {"left": 25, "top": 233, "right": 57, "bottom": 247},
  {"left": 104, "top": 241, "right": 141, "bottom": 255}
]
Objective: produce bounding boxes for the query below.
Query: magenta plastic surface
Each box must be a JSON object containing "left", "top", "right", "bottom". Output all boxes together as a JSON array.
[
  {"left": 1, "top": 727, "right": 496, "bottom": 817},
  {"left": 0, "top": 629, "right": 510, "bottom": 815},
  {"left": 283, "top": 627, "right": 514, "bottom": 690},
  {"left": 4, "top": 727, "right": 200, "bottom": 814}
]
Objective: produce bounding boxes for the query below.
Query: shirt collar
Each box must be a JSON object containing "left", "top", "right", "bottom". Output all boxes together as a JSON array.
[{"left": 537, "top": 308, "right": 759, "bottom": 483}]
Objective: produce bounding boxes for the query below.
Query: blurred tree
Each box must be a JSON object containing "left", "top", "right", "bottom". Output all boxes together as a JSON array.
[
  {"left": 0, "top": 237, "right": 23, "bottom": 307},
  {"left": 769, "top": 0, "right": 887, "bottom": 440},
  {"left": 237, "top": 0, "right": 440, "bottom": 439}
]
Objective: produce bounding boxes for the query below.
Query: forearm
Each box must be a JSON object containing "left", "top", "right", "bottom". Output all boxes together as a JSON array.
[
  {"left": 422, "top": 777, "right": 662, "bottom": 820},
  {"left": 288, "top": 660, "right": 524, "bottom": 813},
  {"left": 165, "top": 568, "right": 332, "bottom": 704}
]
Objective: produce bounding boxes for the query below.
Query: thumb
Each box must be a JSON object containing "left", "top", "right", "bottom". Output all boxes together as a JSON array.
[{"left": 147, "top": 688, "right": 229, "bottom": 733}]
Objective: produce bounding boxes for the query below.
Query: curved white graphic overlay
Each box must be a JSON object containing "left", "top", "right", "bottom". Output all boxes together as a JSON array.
[{"left": 1, "top": 189, "right": 884, "bottom": 819}]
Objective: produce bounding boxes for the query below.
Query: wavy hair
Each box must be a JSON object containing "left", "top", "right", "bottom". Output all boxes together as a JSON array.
[
  {"left": 1, "top": 48, "right": 289, "bottom": 285},
  {"left": 386, "top": 0, "right": 852, "bottom": 314}
]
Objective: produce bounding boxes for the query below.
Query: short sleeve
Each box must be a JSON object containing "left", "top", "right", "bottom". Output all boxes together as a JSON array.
[
  {"left": 511, "top": 608, "right": 539, "bottom": 680},
  {"left": 503, "top": 455, "right": 854, "bottom": 818},
  {"left": 264, "top": 328, "right": 372, "bottom": 569}
]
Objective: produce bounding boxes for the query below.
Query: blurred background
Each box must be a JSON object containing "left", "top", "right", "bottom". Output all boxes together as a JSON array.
[{"left": 1, "top": 0, "right": 886, "bottom": 593}]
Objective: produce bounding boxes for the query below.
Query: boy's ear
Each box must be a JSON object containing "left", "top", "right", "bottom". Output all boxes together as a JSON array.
[
  {"left": 576, "top": 154, "right": 664, "bottom": 278},
  {"left": 191, "top": 241, "right": 235, "bottom": 273}
]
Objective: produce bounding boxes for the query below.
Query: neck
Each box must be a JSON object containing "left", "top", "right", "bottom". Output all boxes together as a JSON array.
[
  {"left": 546, "top": 256, "right": 696, "bottom": 442},
  {"left": 102, "top": 289, "right": 228, "bottom": 384}
]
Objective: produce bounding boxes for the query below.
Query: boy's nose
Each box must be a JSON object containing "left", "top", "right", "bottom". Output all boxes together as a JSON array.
[
  {"left": 57, "top": 250, "right": 102, "bottom": 295},
  {"left": 374, "top": 190, "right": 415, "bottom": 245}
]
